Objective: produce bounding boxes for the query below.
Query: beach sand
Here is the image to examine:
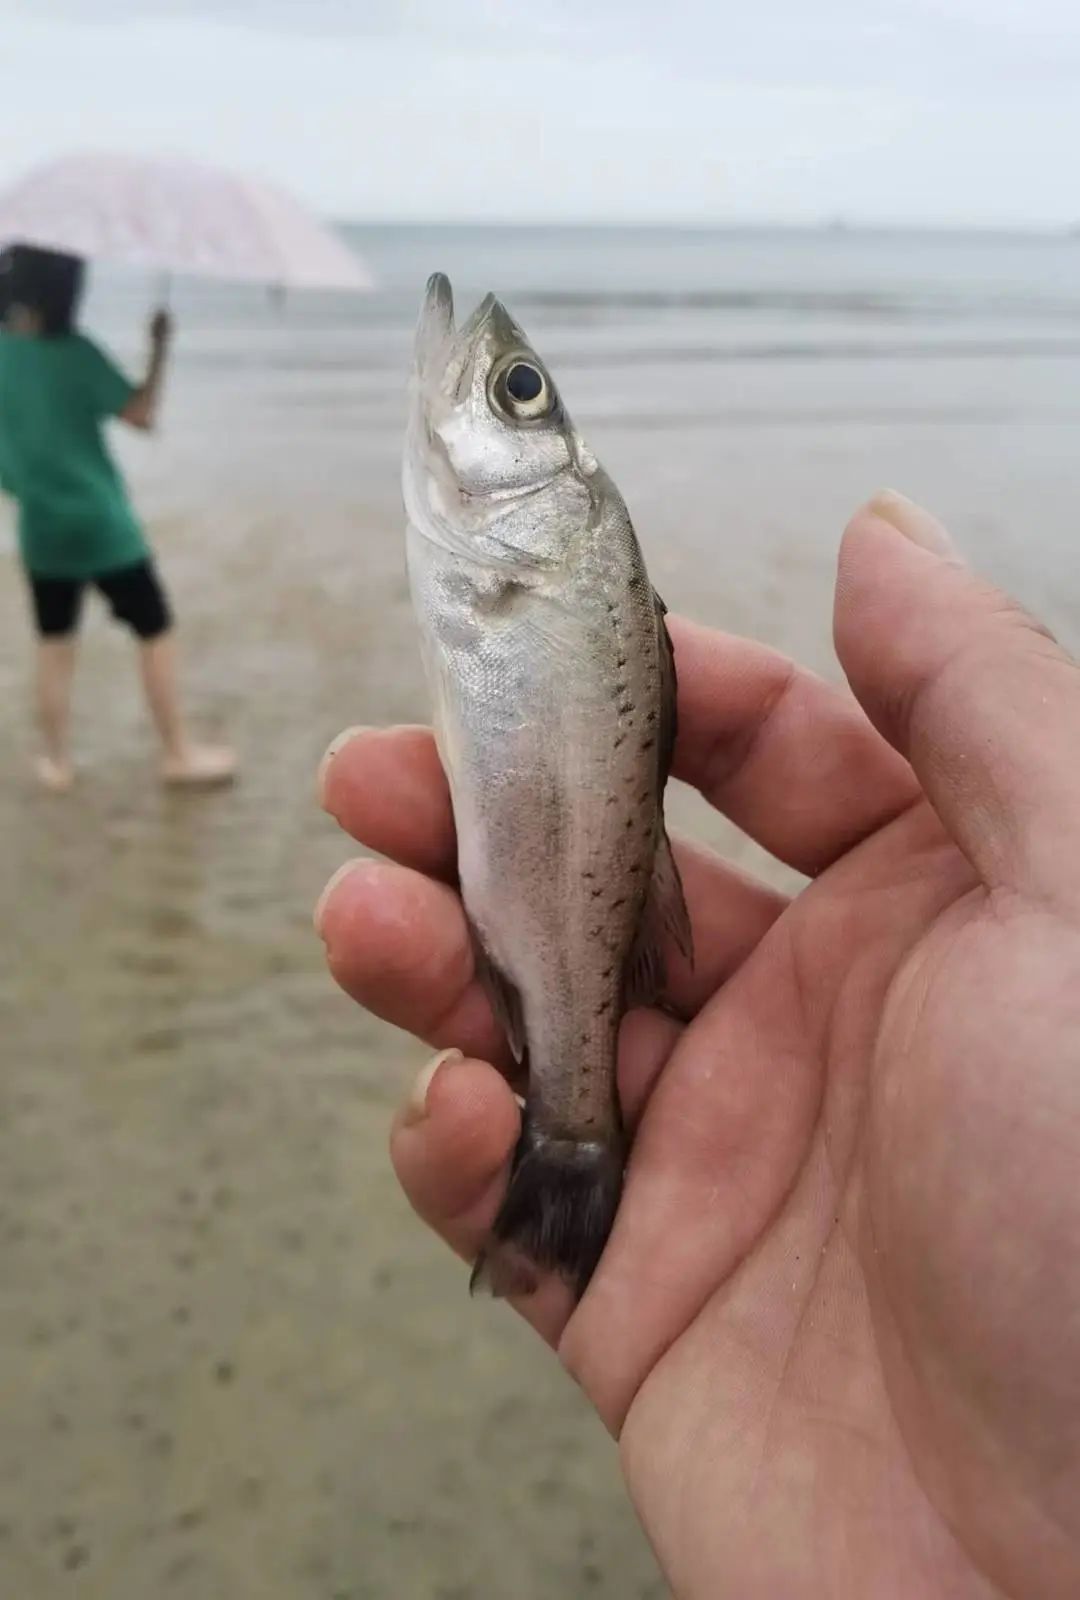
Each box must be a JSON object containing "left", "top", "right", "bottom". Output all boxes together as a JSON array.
[{"left": 1, "top": 250, "right": 1079, "bottom": 1597}]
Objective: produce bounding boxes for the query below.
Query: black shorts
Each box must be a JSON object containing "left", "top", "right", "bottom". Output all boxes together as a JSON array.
[{"left": 28, "top": 559, "right": 172, "bottom": 641}]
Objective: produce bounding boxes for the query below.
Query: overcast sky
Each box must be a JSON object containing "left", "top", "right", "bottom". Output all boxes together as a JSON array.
[{"left": 0, "top": 0, "right": 1077, "bottom": 226}]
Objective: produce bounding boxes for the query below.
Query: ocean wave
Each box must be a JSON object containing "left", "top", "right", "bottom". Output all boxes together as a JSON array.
[
  {"left": 547, "top": 338, "right": 1080, "bottom": 366},
  {"left": 512, "top": 289, "right": 1080, "bottom": 320}
]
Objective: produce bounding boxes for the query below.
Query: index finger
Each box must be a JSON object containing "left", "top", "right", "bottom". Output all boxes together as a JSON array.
[
  {"left": 668, "top": 616, "right": 919, "bottom": 875},
  {"left": 321, "top": 619, "right": 919, "bottom": 879}
]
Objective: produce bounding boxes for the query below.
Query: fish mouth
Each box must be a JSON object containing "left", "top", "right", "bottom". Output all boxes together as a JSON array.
[
  {"left": 415, "top": 271, "right": 455, "bottom": 380},
  {"left": 415, "top": 274, "right": 520, "bottom": 391}
]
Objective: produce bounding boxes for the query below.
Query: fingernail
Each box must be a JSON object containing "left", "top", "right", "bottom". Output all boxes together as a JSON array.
[
  {"left": 316, "top": 725, "right": 367, "bottom": 809},
  {"left": 868, "top": 489, "right": 957, "bottom": 556},
  {"left": 403, "top": 1048, "right": 464, "bottom": 1126},
  {"left": 313, "top": 857, "right": 364, "bottom": 937}
]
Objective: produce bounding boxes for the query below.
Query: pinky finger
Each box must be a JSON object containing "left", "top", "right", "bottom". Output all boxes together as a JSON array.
[{"left": 390, "top": 1051, "right": 576, "bottom": 1344}]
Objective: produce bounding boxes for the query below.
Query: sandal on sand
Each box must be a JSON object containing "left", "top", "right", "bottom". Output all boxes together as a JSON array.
[{"left": 161, "top": 744, "right": 237, "bottom": 789}]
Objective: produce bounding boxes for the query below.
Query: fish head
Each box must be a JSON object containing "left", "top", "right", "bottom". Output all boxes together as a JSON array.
[{"left": 406, "top": 273, "right": 595, "bottom": 561}]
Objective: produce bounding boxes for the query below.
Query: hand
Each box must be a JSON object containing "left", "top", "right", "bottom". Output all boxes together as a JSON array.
[
  {"left": 315, "top": 493, "right": 1080, "bottom": 1598},
  {"left": 149, "top": 308, "right": 172, "bottom": 347}
]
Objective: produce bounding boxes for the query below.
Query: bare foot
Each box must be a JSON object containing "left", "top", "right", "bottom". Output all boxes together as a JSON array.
[
  {"left": 35, "top": 755, "right": 75, "bottom": 794},
  {"left": 161, "top": 744, "right": 237, "bottom": 789}
]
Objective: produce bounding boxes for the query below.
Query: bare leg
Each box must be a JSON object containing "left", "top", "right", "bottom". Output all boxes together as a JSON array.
[
  {"left": 138, "top": 632, "right": 235, "bottom": 786},
  {"left": 34, "top": 638, "right": 78, "bottom": 791},
  {"left": 137, "top": 631, "right": 188, "bottom": 761}
]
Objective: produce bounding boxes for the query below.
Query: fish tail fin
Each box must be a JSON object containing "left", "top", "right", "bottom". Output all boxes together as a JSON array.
[{"left": 470, "top": 1119, "right": 623, "bottom": 1301}]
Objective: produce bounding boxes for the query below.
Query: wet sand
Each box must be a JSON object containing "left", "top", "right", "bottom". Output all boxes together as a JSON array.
[{"left": 2, "top": 299, "right": 1079, "bottom": 1599}]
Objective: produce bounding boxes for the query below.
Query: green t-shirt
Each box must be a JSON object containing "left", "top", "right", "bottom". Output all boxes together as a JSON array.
[{"left": 0, "top": 330, "right": 147, "bottom": 579}]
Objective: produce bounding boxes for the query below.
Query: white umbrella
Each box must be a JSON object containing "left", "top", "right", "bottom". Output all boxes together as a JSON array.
[{"left": 0, "top": 151, "right": 372, "bottom": 293}]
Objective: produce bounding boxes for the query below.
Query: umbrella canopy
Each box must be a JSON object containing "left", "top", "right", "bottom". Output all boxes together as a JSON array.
[{"left": 0, "top": 152, "right": 372, "bottom": 292}]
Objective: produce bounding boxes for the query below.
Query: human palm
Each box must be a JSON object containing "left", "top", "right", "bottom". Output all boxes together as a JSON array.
[{"left": 316, "top": 494, "right": 1080, "bottom": 1597}]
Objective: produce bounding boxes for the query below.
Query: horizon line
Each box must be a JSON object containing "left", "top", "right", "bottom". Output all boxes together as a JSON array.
[{"left": 330, "top": 216, "right": 1080, "bottom": 238}]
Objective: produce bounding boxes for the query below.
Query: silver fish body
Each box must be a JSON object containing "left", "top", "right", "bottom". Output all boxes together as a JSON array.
[{"left": 403, "top": 275, "right": 690, "bottom": 1297}]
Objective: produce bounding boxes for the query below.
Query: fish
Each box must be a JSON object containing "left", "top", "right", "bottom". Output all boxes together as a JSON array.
[{"left": 403, "top": 273, "right": 692, "bottom": 1299}]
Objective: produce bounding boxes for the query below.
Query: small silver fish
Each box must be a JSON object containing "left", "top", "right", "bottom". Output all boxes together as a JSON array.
[{"left": 403, "top": 274, "right": 691, "bottom": 1298}]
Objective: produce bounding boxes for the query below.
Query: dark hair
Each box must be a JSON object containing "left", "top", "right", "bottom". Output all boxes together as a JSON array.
[{"left": 0, "top": 243, "right": 85, "bottom": 335}]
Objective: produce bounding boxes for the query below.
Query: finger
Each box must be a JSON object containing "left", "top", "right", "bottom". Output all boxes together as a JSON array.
[
  {"left": 835, "top": 490, "right": 1080, "bottom": 898},
  {"left": 321, "top": 631, "right": 919, "bottom": 886},
  {"left": 390, "top": 1050, "right": 575, "bottom": 1345},
  {"left": 318, "top": 727, "right": 786, "bottom": 1014},
  {"left": 316, "top": 858, "right": 508, "bottom": 1065},
  {"left": 617, "top": 1007, "right": 683, "bottom": 1129},
  {"left": 668, "top": 616, "right": 920, "bottom": 876},
  {"left": 390, "top": 1026, "right": 678, "bottom": 1249},
  {"left": 315, "top": 843, "right": 783, "bottom": 1043},
  {"left": 391, "top": 1050, "right": 518, "bottom": 1257},
  {"left": 320, "top": 725, "right": 454, "bottom": 880},
  {"left": 390, "top": 1019, "right": 683, "bottom": 1348}
]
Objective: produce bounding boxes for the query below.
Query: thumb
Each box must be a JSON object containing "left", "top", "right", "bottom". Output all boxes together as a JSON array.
[{"left": 834, "top": 491, "right": 1080, "bottom": 901}]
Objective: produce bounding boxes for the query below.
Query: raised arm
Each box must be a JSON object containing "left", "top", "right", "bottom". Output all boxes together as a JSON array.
[{"left": 121, "top": 309, "right": 172, "bottom": 432}]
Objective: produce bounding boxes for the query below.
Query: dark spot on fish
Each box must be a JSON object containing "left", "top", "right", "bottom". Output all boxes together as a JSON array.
[
  {"left": 589, "top": 926, "right": 602, "bottom": 939},
  {"left": 614, "top": 734, "right": 626, "bottom": 749},
  {"left": 590, "top": 886, "right": 602, "bottom": 899},
  {"left": 640, "top": 737, "right": 655, "bottom": 751},
  {"left": 612, "top": 898, "right": 625, "bottom": 909},
  {"left": 580, "top": 1032, "right": 589, "bottom": 1045},
  {"left": 645, "top": 710, "right": 657, "bottom": 723},
  {"left": 583, "top": 869, "right": 595, "bottom": 880},
  {"left": 618, "top": 701, "right": 635, "bottom": 716},
  {"left": 624, "top": 817, "right": 634, "bottom": 830},
  {"left": 616, "top": 655, "right": 627, "bottom": 668},
  {"left": 595, "top": 999, "right": 611, "bottom": 1016},
  {"left": 614, "top": 681, "right": 627, "bottom": 695}
]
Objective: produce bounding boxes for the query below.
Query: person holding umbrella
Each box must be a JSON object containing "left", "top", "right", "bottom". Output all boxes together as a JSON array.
[{"left": 0, "top": 243, "right": 235, "bottom": 791}]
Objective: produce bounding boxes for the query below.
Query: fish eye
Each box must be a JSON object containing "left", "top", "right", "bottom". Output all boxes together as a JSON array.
[
  {"left": 490, "top": 355, "right": 556, "bottom": 422},
  {"left": 506, "top": 363, "right": 543, "bottom": 402}
]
